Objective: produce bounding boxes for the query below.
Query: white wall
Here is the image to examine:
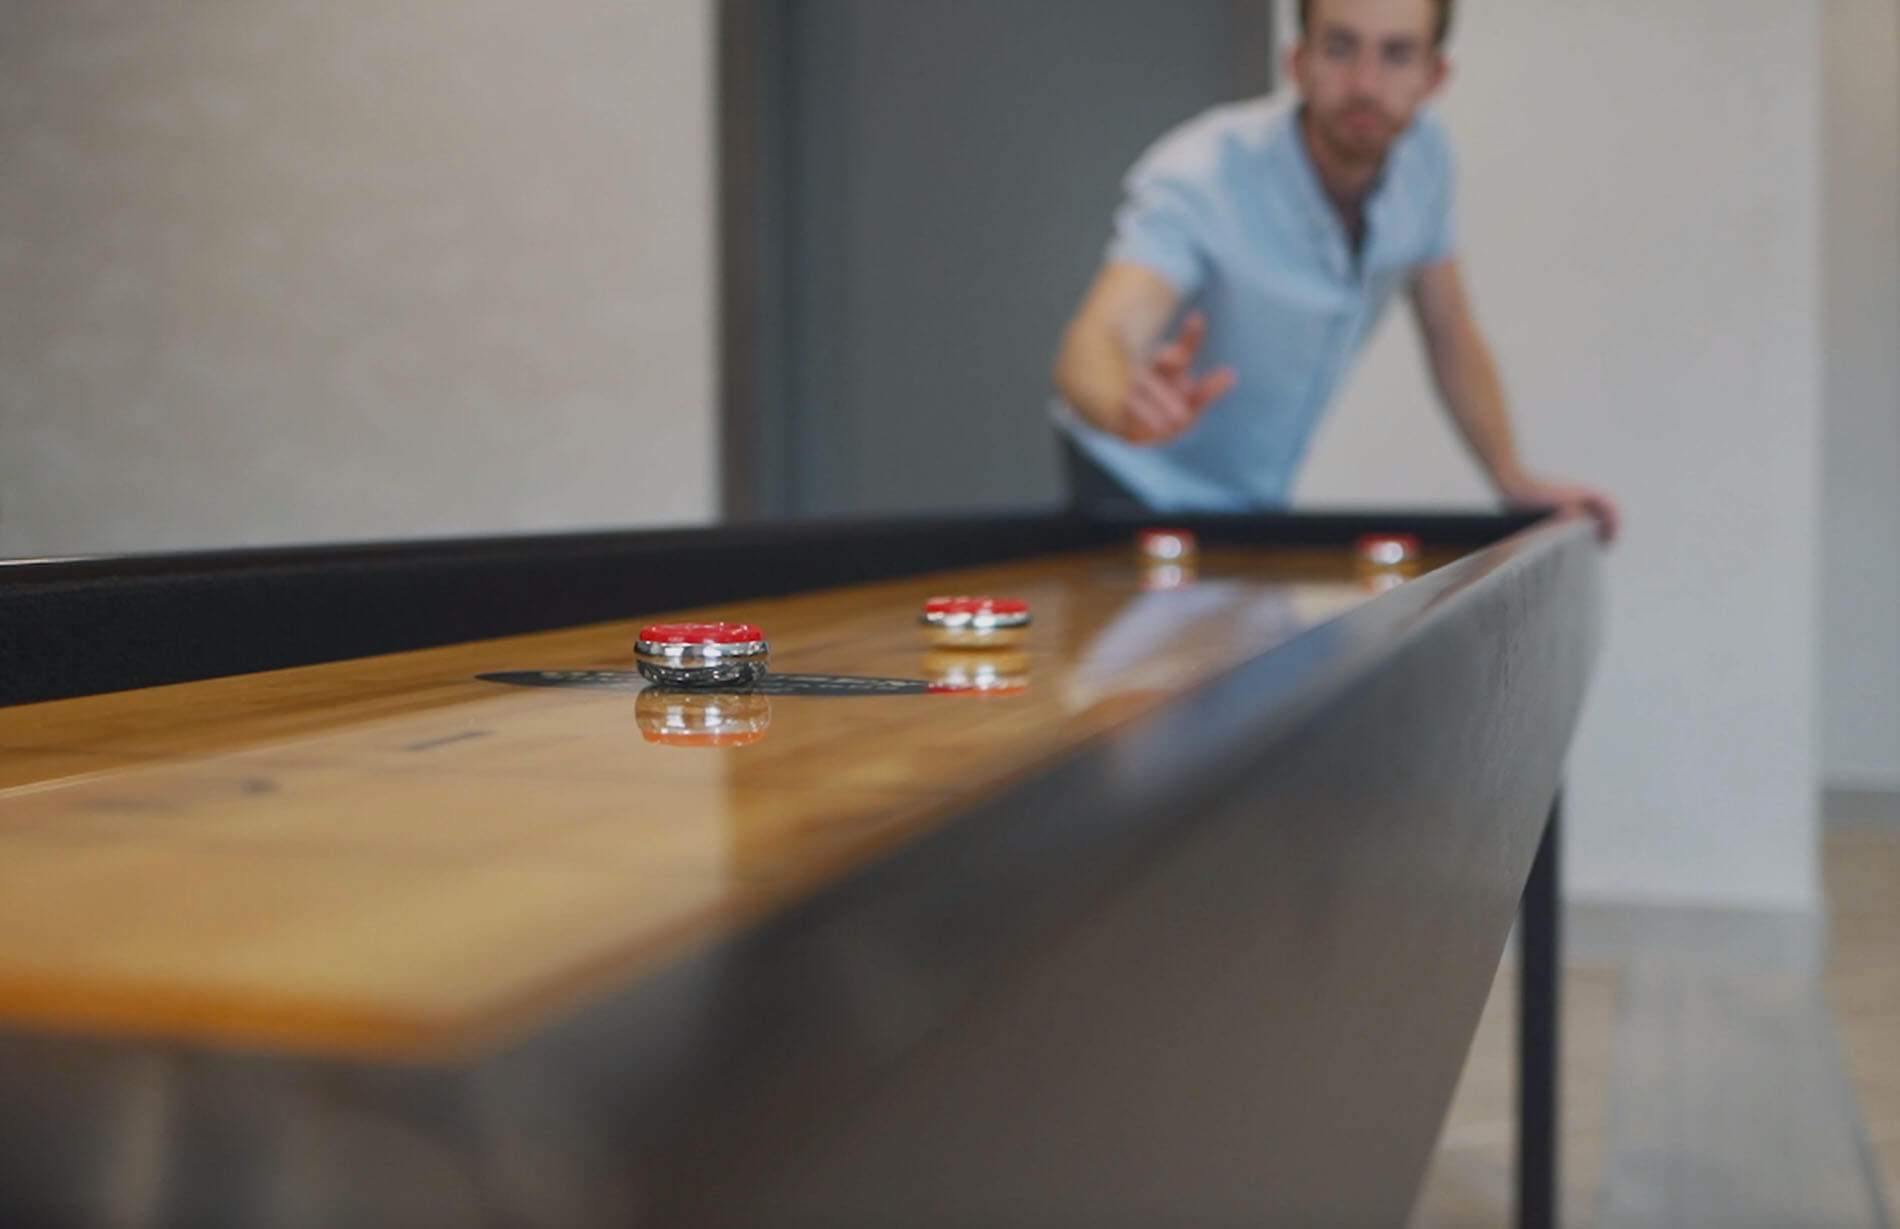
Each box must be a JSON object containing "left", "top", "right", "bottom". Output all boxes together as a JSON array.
[
  {"left": 1821, "top": 0, "right": 1900, "bottom": 794},
  {"left": 0, "top": 0, "right": 716, "bottom": 557},
  {"left": 1295, "top": 0, "right": 1823, "bottom": 911}
]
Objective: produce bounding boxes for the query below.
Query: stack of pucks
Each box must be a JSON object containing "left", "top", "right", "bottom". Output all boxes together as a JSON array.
[
  {"left": 1355, "top": 533, "right": 1421, "bottom": 569},
  {"left": 636, "top": 689, "right": 772, "bottom": 748},
  {"left": 918, "top": 596, "right": 1031, "bottom": 649},
  {"left": 1136, "top": 528, "right": 1199, "bottom": 589},
  {"left": 923, "top": 648, "right": 1030, "bottom": 696},
  {"left": 634, "top": 622, "right": 769, "bottom": 688},
  {"left": 1135, "top": 527, "right": 1199, "bottom": 565},
  {"left": 1355, "top": 533, "right": 1423, "bottom": 594}
]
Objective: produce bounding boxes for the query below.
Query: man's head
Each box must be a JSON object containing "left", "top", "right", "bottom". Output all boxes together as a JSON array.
[{"left": 1290, "top": 0, "right": 1452, "bottom": 170}]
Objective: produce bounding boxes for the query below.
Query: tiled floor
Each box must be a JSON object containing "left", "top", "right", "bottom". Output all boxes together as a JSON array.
[
  {"left": 1825, "top": 821, "right": 1900, "bottom": 1218},
  {"left": 1410, "top": 809, "right": 1900, "bottom": 1228},
  {"left": 1408, "top": 963, "right": 1619, "bottom": 1228}
]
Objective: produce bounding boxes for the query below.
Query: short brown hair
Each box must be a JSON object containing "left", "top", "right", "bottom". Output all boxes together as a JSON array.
[{"left": 1298, "top": 0, "right": 1455, "bottom": 49}]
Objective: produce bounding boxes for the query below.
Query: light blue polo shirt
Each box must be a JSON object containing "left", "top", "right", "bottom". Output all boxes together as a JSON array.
[{"left": 1057, "top": 97, "right": 1459, "bottom": 510}]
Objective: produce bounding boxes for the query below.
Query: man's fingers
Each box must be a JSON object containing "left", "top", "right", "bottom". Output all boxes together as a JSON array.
[
  {"left": 1150, "top": 311, "right": 1208, "bottom": 380},
  {"left": 1584, "top": 494, "right": 1621, "bottom": 544},
  {"left": 1123, "top": 372, "right": 1196, "bottom": 442},
  {"left": 1126, "top": 324, "right": 1225, "bottom": 444},
  {"left": 1175, "top": 311, "right": 1208, "bottom": 361},
  {"left": 1188, "top": 366, "right": 1238, "bottom": 411},
  {"left": 1121, "top": 361, "right": 1230, "bottom": 444},
  {"left": 1150, "top": 340, "right": 1190, "bottom": 381},
  {"left": 1510, "top": 480, "right": 1623, "bottom": 546},
  {"left": 1130, "top": 377, "right": 1193, "bottom": 435},
  {"left": 1119, "top": 384, "right": 1170, "bottom": 442}
]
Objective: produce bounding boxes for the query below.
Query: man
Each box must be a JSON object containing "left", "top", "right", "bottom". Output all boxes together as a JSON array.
[{"left": 1052, "top": 0, "right": 1619, "bottom": 538}]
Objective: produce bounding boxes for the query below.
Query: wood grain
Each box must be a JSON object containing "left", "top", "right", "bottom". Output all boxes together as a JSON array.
[{"left": 0, "top": 545, "right": 1423, "bottom": 1059}]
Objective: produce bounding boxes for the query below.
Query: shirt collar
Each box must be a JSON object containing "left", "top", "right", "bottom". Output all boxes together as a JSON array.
[{"left": 1276, "top": 105, "right": 1403, "bottom": 264}]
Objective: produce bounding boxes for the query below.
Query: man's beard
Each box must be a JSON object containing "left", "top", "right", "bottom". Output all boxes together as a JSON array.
[{"left": 1313, "top": 101, "right": 1401, "bottom": 166}]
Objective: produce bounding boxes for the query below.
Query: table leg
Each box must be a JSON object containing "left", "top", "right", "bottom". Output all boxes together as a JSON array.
[{"left": 1517, "top": 792, "right": 1562, "bottom": 1229}]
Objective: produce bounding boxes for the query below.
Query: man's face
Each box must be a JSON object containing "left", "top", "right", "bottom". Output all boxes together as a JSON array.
[{"left": 1291, "top": 0, "right": 1448, "bottom": 167}]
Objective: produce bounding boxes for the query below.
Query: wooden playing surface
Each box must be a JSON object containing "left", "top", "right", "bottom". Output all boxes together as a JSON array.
[{"left": 0, "top": 544, "right": 1438, "bottom": 1062}]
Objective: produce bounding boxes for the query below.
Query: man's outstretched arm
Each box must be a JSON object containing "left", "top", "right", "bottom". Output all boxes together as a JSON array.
[{"left": 1412, "top": 258, "right": 1621, "bottom": 540}]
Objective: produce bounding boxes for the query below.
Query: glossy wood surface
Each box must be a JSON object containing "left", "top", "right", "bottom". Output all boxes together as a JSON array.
[{"left": 0, "top": 544, "right": 1434, "bottom": 1060}]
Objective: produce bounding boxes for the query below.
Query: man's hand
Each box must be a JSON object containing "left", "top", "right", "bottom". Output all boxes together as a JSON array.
[
  {"left": 1501, "top": 474, "right": 1622, "bottom": 543},
  {"left": 1052, "top": 264, "right": 1236, "bottom": 445},
  {"left": 1117, "top": 312, "right": 1238, "bottom": 444}
]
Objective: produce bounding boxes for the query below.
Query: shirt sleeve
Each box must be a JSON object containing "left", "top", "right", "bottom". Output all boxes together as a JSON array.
[{"left": 1104, "top": 162, "right": 1212, "bottom": 297}]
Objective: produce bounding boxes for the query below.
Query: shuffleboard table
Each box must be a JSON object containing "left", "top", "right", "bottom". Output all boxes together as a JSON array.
[{"left": 0, "top": 511, "right": 1599, "bottom": 1227}]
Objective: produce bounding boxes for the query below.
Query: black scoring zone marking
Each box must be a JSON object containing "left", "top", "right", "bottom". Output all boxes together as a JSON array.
[
  {"left": 753, "top": 674, "right": 931, "bottom": 696},
  {"left": 479, "top": 670, "right": 646, "bottom": 691},
  {"left": 404, "top": 730, "right": 493, "bottom": 753},
  {"left": 477, "top": 670, "right": 930, "bottom": 697}
]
